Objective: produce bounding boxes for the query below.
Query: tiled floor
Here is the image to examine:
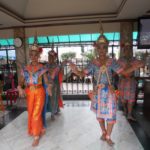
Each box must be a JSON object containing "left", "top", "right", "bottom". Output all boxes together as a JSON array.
[{"left": 0, "top": 103, "right": 144, "bottom": 150}]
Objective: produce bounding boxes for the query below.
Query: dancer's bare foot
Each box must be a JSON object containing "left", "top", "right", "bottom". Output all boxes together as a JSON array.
[
  {"left": 100, "top": 133, "right": 106, "bottom": 141},
  {"left": 32, "top": 137, "right": 40, "bottom": 147},
  {"left": 100, "top": 131, "right": 107, "bottom": 141},
  {"left": 106, "top": 135, "right": 114, "bottom": 146}
]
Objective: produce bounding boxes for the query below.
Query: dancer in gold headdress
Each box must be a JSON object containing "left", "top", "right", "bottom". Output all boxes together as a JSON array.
[
  {"left": 69, "top": 22, "right": 143, "bottom": 146},
  {"left": 118, "top": 42, "right": 144, "bottom": 121},
  {"left": 17, "top": 43, "right": 52, "bottom": 147},
  {"left": 42, "top": 44, "right": 67, "bottom": 127}
]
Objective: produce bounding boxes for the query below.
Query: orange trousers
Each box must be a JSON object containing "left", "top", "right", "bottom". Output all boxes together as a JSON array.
[{"left": 25, "top": 86, "right": 45, "bottom": 136}]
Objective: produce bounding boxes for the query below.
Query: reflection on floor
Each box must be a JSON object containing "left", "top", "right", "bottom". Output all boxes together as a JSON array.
[
  {"left": 131, "top": 104, "right": 150, "bottom": 150},
  {"left": 134, "top": 104, "right": 150, "bottom": 137},
  {"left": 0, "top": 104, "right": 143, "bottom": 150},
  {"left": 0, "top": 107, "right": 25, "bottom": 130},
  {"left": 0, "top": 111, "right": 9, "bottom": 118}
]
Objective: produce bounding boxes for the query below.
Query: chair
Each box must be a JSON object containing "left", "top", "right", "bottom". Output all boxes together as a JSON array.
[{"left": 6, "top": 88, "right": 19, "bottom": 106}]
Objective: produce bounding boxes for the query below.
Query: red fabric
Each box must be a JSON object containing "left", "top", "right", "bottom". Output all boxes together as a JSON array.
[
  {"left": 58, "top": 96, "right": 63, "bottom": 108},
  {"left": 25, "top": 86, "right": 45, "bottom": 136},
  {"left": 6, "top": 89, "right": 18, "bottom": 105},
  {"left": 39, "top": 47, "right": 43, "bottom": 53},
  {"left": 58, "top": 72, "right": 64, "bottom": 108},
  {"left": 0, "top": 90, "right": 5, "bottom": 111}
]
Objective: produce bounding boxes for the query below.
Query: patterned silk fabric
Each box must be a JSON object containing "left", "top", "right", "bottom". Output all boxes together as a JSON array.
[
  {"left": 118, "top": 57, "right": 140, "bottom": 102},
  {"left": 85, "top": 58, "right": 123, "bottom": 123},
  {"left": 21, "top": 63, "right": 48, "bottom": 136}
]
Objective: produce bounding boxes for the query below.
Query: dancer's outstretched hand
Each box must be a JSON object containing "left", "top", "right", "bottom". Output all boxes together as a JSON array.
[
  {"left": 69, "top": 62, "right": 77, "bottom": 72},
  {"left": 17, "top": 86, "right": 26, "bottom": 98}
]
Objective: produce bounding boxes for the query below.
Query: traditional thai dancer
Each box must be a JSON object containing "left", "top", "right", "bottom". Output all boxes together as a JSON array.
[
  {"left": 69, "top": 32, "right": 143, "bottom": 146},
  {"left": 17, "top": 43, "right": 52, "bottom": 147},
  {"left": 42, "top": 48, "right": 65, "bottom": 127},
  {"left": 118, "top": 42, "right": 144, "bottom": 121}
]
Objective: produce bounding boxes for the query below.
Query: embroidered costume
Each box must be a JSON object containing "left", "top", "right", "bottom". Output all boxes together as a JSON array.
[
  {"left": 84, "top": 59, "right": 122, "bottom": 123},
  {"left": 42, "top": 63, "right": 63, "bottom": 127},
  {"left": 21, "top": 64, "right": 48, "bottom": 136},
  {"left": 118, "top": 57, "right": 140, "bottom": 103}
]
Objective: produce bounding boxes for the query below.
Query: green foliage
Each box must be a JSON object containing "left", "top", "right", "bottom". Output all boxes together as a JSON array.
[
  {"left": 61, "top": 52, "right": 76, "bottom": 60},
  {"left": 1, "top": 93, "right": 6, "bottom": 100},
  {"left": 82, "top": 50, "right": 96, "bottom": 61},
  {"left": 135, "top": 51, "right": 145, "bottom": 60}
]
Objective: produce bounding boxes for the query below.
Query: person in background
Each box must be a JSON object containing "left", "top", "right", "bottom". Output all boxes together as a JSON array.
[
  {"left": 42, "top": 46, "right": 66, "bottom": 128},
  {"left": 118, "top": 42, "right": 144, "bottom": 121},
  {"left": 17, "top": 43, "right": 52, "bottom": 147}
]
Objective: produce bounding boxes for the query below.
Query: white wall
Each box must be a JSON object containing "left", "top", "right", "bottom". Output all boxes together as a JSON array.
[
  {"left": 25, "top": 22, "right": 121, "bottom": 37},
  {"left": 0, "top": 22, "right": 137, "bottom": 38},
  {"left": 0, "top": 29, "right": 14, "bottom": 38}
]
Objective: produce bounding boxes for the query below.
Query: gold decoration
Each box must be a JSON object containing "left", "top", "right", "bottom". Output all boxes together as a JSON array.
[
  {"left": 100, "top": 65, "right": 107, "bottom": 73},
  {"left": 31, "top": 43, "right": 39, "bottom": 51},
  {"left": 30, "top": 31, "right": 39, "bottom": 52},
  {"left": 96, "top": 35, "right": 108, "bottom": 45},
  {"left": 48, "top": 43, "right": 57, "bottom": 56},
  {"left": 95, "top": 19, "right": 109, "bottom": 45}
]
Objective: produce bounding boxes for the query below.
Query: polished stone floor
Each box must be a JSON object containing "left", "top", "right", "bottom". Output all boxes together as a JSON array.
[{"left": 0, "top": 105, "right": 143, "bottom": 150}]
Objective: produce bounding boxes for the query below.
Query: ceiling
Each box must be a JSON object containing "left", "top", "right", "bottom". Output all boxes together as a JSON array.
[{"left": 0, "top": 0, "right": 150, "bottom": 29}]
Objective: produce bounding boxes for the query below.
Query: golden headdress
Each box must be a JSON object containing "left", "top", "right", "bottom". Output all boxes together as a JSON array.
[
  {"left": 29, "top": 34, "right": 43, "bottom": 53},
  {"left": 96, "top": 35, "right": 109, "bottom": 45},
  {"left": 48, "top": 43, "right": 57, "bottom": 57},
  {"left": 94, "top": 20, "right": 109, "bottom": 46}
]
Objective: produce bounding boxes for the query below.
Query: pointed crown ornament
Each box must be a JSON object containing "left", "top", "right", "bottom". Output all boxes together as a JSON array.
[
  {"left": 48, "top": 43, "right": 57, "bottom": 57},
  {"left": 30, "top": 32, "right": 43, "bottom": 53},
  {"left": 95, "top": 19, "right": 109, "bottom": 46}
]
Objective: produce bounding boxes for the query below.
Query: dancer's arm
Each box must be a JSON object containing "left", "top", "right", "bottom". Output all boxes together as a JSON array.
[
  {"left": 113, "top": 58, "right": 144, "bottom": 76},
  {"left": 43, "top": 73, "right": 52, "bottom": 96},
  {"left": 69, "top": 62, "right": 85, "bottom": 77},
  {"left": 120, "top": 61, "right": 144, "bottom": 76},
  {"left": 17, "top": 75, "right": 26, "bottom": 97}
]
